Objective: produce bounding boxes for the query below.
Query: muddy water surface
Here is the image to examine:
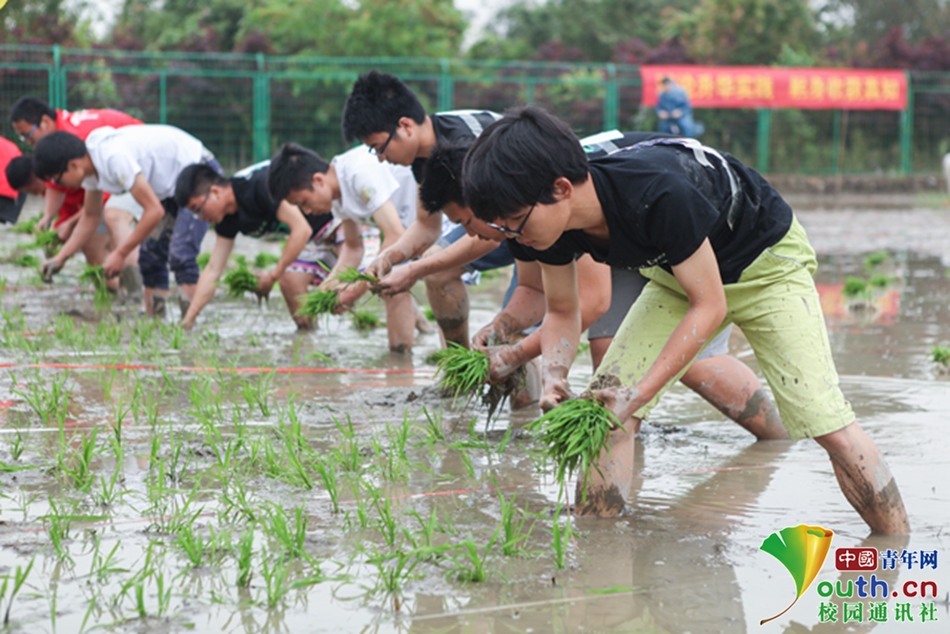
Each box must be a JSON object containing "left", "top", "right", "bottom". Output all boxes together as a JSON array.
[{"left": 0, "top": 200, "right": 948, "bottom": 634}]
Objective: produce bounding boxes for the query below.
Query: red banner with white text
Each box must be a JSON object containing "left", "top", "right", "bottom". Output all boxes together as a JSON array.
[{"left": 641, "top": 66, "right": 908, "bottom": 110}]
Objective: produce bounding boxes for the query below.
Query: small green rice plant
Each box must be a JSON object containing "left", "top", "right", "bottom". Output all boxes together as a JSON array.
[
  {"left": 863, "top": 249, "right": 891, "bottom": 270},
  {"left": 373, "top": 495, "right": 403, "bottom": 549},
  {"left": 931, "top": 345, "right": 950, "bottom": 367},
  {"left": 254, "top": 252, "right": 280, "bottom": 268},
  {"left": 12, "top": 253, "right": 39, "bottom": 268},
  {"left": 498, "top": 494, "right": 535, "bottom": 557},
  {"left": 259, "top": 557, "right": 323, "bottom": 608},
  {"left": 405, "top": 507, "right": 453, "bottom": 556},
  {"left": 33, "top": 229, "right": 60, "bottom": 257},
  {"left": 450, "top": 531, "right": 498, "bottom": 583},
  {"left": 196, "top": 252, "right": 211, "bottom": 270},
  {"left": 7, "top": 429, "right": 26, "bottom": 461},
  {"left": 295, "top": 289, "right": 339, "bottom": 318},
  {"left": 430, "top": 342, "right": 490, "bottom": 403},
  {"left": 869, "top": 274, "right": 892, "bottom": 289},
  {"left": 527, "top": 398, "right": 619, "bottom": 499},
  {"left": 175, "top": 522, "right": 209, "bottom": 568},
  {"left": 64, "top": 426, "right": 99, "bottom": 491},
  {"left": 79, "top": 265, "right": 111, "bottom": 312},
  {"left": 352, "top": 309, "right": 380, "bottom": 331},
  {"left": 551, "top": 504, "right": 572, "bottom": 570},
  {"left": 11, "top": 217, "right": 38, "bottom": 234},
  {"left": 315, "top": 458, "right": 340, "bottom": 513},
  {"left": 14, "top": 372, "right": 71, "bottom": 425},
  {"left": 1, "top": 558, "right": 35, "bottom": 626},
  {"left": 265, "top": 504, "right": 309, "bottom": 560},
  {"left": 335, "top": 266, "right": 379, "bottom": 285},
  {"left": 222, "top": 262, "right": 258, "bottom": 298},
  {"left": 367, "top": 547, "right": 420, "bottom": 611},
  {"left": 842, "top": 276, "right": 871, "bottom": 300}
]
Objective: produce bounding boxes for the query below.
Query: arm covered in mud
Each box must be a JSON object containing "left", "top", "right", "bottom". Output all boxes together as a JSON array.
[
  {"left": 475, "top": 255, "right": 611, "bottom": 383},
  {"left": 535, "top": 260, "right": 583, "bottom": 411},
  {"left": 378, "top": 232, "right": 500, "bottom": 297},
  {"left": 592, "top": 239, "right": 727, "bottom": 421},
  {"left": 364, "top": 195, "right": 442, "bottom": 281}
]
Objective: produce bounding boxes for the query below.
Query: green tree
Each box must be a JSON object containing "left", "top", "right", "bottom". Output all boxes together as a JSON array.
[
  {"left": 662, "top": 0, "right": 822, "bottom": 66},
  {"left": 0, "top": 0, "right": 93, "bottom": 45},
  {"left": 821, "top": 0, "right": 950, "bottom": 47}
]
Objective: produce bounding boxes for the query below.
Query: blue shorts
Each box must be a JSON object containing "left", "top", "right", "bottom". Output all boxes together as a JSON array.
[{"left": 436, "top": 224, "right": 514, "bottom": 273}]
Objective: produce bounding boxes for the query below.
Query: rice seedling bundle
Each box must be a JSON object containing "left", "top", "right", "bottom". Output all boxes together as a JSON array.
[
  {"left": 295, "top": 290, "right": 339, "bottom": 318},
  {"left": 11, "top": 217, "right": 38, "bottom": 234},
  {"left": 33, "top": 229, "right": 61, "bottom": 257},
  {"left": 254, "top": 252, "right": 280, "bottom": 268},
  {"left": 431, "top": 342, "right": 490, "bottom": 402},
  {"left": 223, "top": 263, "right": 258, "bottom": 298},
  {"left": 351, "top": 309, "right": 380, "bottom": 330},
  {"left": 79, "top": 265, "right": 111, "bottom": 312},
  {"left": 335, "top": 266, "right": 379, "bottom": 286},
  {"left": 842, "top": 276, "right": 869, "bottom": 299},
  {"left": 196, "top": 253, "right": 211, "bottom": 270},
  {"left": 527, "top": 398, "right": 619, "bottom": 497},
  {"left": 932, "top": 345, "right": 950, "bottom": 367}
]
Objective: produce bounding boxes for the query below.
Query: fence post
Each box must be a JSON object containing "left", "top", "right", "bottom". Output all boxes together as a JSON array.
[
  {"left": 757, "top": 109, "right": 771, "bottom": 174},
  {"left": 51, "top": 44, "right": 62, "bottom": 108},
  {"left": 253, "top": 52, "right": 271, "bottom": 163},
  {"left": 604, "top": 63, "right": 619, "bottom": 131},
  {"left": 900, "top": 71, "right": 913, "bottom": 175},
  {"left": 159, "top": 72, "right": 167, "bottom": 125},
  {"left": 831, "top": 109, "right": 841, "bottom": 175},
  {"left": 438, "top": 58, "right": 454, "bottom": 111}
]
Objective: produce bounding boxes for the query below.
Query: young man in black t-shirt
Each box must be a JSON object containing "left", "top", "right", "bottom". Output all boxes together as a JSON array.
[
  {"left": 341, "top": 70, "right": 515, "bottom": 348},
  {"left": 174, "top": 161, "right": 332, "bottom": 329},
  {"left": 462, "top": 107, "right": 909, "bottom": 535}
]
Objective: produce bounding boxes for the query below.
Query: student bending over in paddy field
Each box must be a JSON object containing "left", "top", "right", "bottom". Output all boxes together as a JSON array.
[
  {"left": 418, "top": 137, "right": 788, "bottom": 436},
  {"left": 267, "top": 142, "right": 418, "bottom": 351},
  {"left": 462, "top": 106, "right": 909, "bottom": 534},
  {"left": 174, "top": 160, "right": 334, "bottom": 330}
]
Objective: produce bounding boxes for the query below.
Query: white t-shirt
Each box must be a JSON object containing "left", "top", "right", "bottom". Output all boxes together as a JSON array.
[
  {"left": 330, "top": 145, "right": 417, "bottom": 229},
  {"left": 82, "top": 125, "right": 207, "bottom": 200}
]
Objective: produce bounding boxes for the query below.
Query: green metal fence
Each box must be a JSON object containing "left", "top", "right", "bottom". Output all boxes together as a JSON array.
[{"left": 1, "top": 44, "right": 947, "bottom": 176}]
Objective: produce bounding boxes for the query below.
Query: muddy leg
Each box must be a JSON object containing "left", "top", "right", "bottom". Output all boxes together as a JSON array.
[
  {"left": 813, "top": 422, "right": 910, "bottom": 534},
  {"left": 278, "top": 270, "right": 316, "bottom": 330},
  {"left": 384, "top": 291, "right": 414, "bottom": 354},
  {"left": 588, "top": 336, "right": 611, "bottom": 371},
  {"left": 575, "top": 416, "right": 641, "bottom": 517},
  {"left": 680, "top": 355, "right": 788, "bottom": 440},
  {"left": 423, "top": 265, "right": 470, "bottom": 348}
]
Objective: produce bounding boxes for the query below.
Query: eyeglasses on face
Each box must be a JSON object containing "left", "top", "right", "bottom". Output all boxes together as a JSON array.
[
  {"left": 367, "top": 127, "right": 397, "bottom": 157},
  {"left": 484, "top": 195, "right": 541, "bottom": 238},
  {"left": 18, "top": 123, "right": 38, "bottom": 144}
]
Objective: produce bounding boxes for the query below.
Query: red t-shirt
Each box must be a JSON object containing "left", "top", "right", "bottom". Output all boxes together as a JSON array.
[
  {"left": 49, "top": 108, "right": 142, "bottom": 221},
  {"left": 0, "top": 137, "right": 20, "bottom": 200}
]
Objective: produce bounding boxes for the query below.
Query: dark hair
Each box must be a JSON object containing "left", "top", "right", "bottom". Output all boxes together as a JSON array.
[
  {"left": 10, "top": 97, "right": 56, "bottom": 125},
  {"left": 5, "top": 156, "right": 36, "bottom": 191},
  {"left": 462, "top": 106, "right": 589, "bottom": 221},
  {"left": 174, "top": 163, "right": 228, "bottom": 208},
  {"left": 266, "top": 143, "right": 330, "bottom": 201},
  {"left": 32, "top": 131, "right": 87, "bottom": 180},
  {"left": 341, "top": 70, "right": 427, "bottom": 143},
  {"left": 419, "top": 140, "right": 470, "bottom": 214}
]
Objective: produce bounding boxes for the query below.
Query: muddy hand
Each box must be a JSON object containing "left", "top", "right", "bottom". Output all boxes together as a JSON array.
[
  {"left": 364, "top": 252, "right": 394, "bottom": 283},
  {"left": 485, "top": 344, "right": 527, "bottom": 383},
  {"left": 472, "top": 320, "right": 506, "bottom": 349},
  {"left": 103, "top": 251, "right": 125, "bottom": 278},
  {"left": 377, "top": 263, "right": 415, "bottom": 297},
  {"left": 590, "top": 386, "right": 643, "bottom": 423},
  {"left": 40, "top": 257, "right": 63, "bottom": 283},
  {"left": 540, "top": 364, "right": 574, "bottom": 413}
]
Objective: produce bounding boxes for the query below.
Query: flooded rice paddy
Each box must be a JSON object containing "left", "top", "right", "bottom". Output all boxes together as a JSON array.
[{"left": 0, "top": 197, "right": 949, "bottom": 633}]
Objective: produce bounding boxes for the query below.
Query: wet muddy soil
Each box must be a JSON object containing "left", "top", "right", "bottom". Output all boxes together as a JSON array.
[{"left": 0, "top": 198, "right": 947, "bottom": 634}]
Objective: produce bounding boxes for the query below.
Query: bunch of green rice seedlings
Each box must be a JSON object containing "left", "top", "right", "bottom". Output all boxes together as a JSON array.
[
  {"left": 432, "top": 342, "right": 490, "bottom": 403},
  {"left": 868, "top": 274, "right": 892, "bottom": 289},
  {"left": 78, "top": 264, "right": 112, "bottom": 312},
  {"left": 13, "top": 253, "right": 40, "bottom": 268},
  {"left": 222, "top": 263, "right": 258, "bottom": 299},
  {"left": 932, "top": 345, "right": 950, "bottom": 367},
  {"left": 863, "top": 249, "right": 891, "bottom": 270},
  {"left": 351, "top": 309, "right": 380, "bottom": 330},
  {"left": 11, "top": 217, "right": 38, "bottom": 234},
  {"left": 335, "top": 266, "right": 379, "bottom": 285},
  {"left": 295, "top": 289, "right": 339, "bottom": 318},
  {"left": 842, "top": 276, "right": 870, "bottom": 300},
  {"left": 527, "top": 398, "right": 619, "bottom": 499},
  {"left": 196, "top": 253, "right": 211, "bottom": 270},
  {"left": 33, "top": 229, "right": 61, "bottom": 257},
  {"left": 254, "top": 252, "right": 280, "bottom": 268}
]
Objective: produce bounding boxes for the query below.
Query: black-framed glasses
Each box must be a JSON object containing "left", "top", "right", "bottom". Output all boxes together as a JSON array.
[
  {"left": 192, "top": 191, "right": 211, "bottom": 218},
  {"left": 485, "top": 196, "right": 541, "bottom": 238},
  {"left": 367, "top": 127, "right": 397, "bottom": 157},
  {"left": 18, "top": 123, "right": 38, "bottom": 144}
]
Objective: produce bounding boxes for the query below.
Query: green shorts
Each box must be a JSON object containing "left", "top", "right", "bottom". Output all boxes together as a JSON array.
[{"left": 591, "top": 217, "right": 854, "bottom": 440}]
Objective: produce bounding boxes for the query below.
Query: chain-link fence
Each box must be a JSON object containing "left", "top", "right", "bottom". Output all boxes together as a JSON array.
[{"left": 2, "top": 44, "right": 946, "bottom": 176}]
